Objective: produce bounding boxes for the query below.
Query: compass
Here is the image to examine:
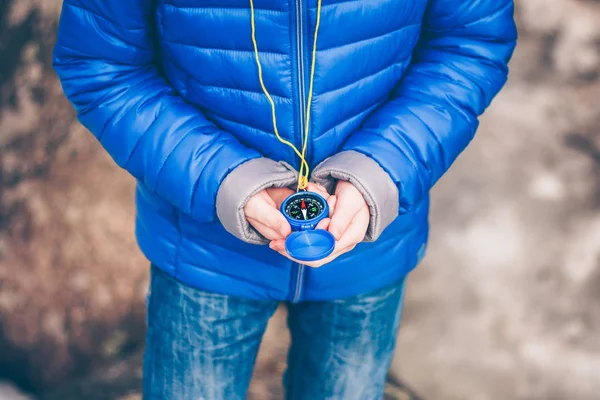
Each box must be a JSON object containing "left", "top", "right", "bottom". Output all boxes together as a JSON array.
[
  {"left": 283, "top": 192, "right": 326, "bottom": 227},
  {"left": 280, "top": 192, "right": 335, "bottom": 261}
]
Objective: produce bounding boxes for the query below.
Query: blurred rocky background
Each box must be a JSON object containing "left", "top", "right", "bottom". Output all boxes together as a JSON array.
[{"left": 1, "top": 0, "right": 599, "bottom": 399}]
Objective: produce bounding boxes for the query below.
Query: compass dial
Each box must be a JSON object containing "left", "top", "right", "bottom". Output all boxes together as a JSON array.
[{"left": 284, "top": 193, "right": 325, "bottom": 221}]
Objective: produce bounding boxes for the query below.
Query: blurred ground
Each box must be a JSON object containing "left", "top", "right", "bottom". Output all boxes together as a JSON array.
[{"left": 1, "top": 0, "right": 600, "bottom": 399}]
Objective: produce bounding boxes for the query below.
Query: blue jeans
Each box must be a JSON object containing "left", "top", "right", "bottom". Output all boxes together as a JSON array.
[{"left": 143, "top": 265, "right": 406, "bottom": 400}]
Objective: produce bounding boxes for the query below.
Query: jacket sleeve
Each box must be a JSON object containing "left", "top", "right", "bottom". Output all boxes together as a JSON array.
[
  {"left": 312, "top": 0, "right": 518, "bottom": 241},
  {"left": 53, "top": 0, "right": 297, "bottom": 239}
]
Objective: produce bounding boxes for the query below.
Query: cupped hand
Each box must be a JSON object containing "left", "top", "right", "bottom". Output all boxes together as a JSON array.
[
  {"left": 244, "top": 187, "right": 295, "bottom": 240},
  {"left": 270, "top": 180, "right": 369, "bottom": 268}
]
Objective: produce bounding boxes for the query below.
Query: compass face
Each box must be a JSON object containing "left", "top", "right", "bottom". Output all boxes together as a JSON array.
[{"left": 284, "top": 193, "right": 325, "bottom": 221}]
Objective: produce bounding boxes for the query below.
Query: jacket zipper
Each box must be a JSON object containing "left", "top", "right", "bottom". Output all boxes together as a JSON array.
[{"left": 291, "top": 0, "right": 307, "bottom": 303}]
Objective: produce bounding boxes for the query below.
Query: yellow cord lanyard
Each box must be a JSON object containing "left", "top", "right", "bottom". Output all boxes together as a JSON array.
[{"left": 249, "top": 0, "right": 323, "bottom": 191}]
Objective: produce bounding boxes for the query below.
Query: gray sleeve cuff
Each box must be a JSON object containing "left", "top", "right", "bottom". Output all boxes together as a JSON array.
[
  {"left": 311, "top": 150, "right": 399, "bottom": 242},
  {"left": 216, "top": 158, "right": 298, "bottom": 245}
]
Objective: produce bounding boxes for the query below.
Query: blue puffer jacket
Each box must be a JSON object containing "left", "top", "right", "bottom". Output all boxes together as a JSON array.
[{"left": 53, "top": 0, "right": 517, "bottom": 301}]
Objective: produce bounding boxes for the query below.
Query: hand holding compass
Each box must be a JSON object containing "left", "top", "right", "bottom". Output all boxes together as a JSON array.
[{"left": 270, "top": 181, "right": 369, "bottom": 268}]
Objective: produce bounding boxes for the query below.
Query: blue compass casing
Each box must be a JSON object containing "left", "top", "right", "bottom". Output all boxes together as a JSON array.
[{"left": 280, "top": 191, "right": 335, "bottom": 261}]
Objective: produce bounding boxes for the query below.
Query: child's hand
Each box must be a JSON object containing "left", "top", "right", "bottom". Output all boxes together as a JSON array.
[
  {"left": 327, "top": 181, "right": 369, "bottom": 243},
  {"left": 244, "top": 187, "right": 294, "bottom": 241},
  {"left": 270, "top": 181, "right": 369, "bottom": 268}
]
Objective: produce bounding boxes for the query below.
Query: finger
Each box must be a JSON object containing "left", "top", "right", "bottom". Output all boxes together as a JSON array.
[
  {"left": 316, "top": 217, "right": 330, "bottom": 231},
  {"left": 248, "top": 217, "right": 286, "bottom": 241},
  {"left": 269, "top": 239, "right": 286, "bottom": 252},
  {"left": 306, "top": 182, "right": 330, "bottom": 198},
  {"left": 329, "top": 201, "right": 361, "bottom": 241},
  {"left": 329, "top": 182, "right": 367, "bottom": 240},
  {"left": 302, "top": 212, "right": 366, "bottom": 268},
  {"left": 266, "top": 187, "right": 295, "bottom": 208},
  {"left": 335, "top": 206, "right": 370, "bottom": 249},
  {"left": 303, "top": 260, "right": 327, "bottom": 268},
  {"left": 305, "top": 251, "right": 337, "bottom": 267},
  {"left": 318, "top": 208, "right": 368, "bottom": 264},
  {"left": 275, "top": 249, "right": 328, "bottom": 269},
  {"left": 260, "top": 190, "right": 277, "bottom": 208},
  {"left": 327, "top": 195, "right": 337, "bottom": 217},
  {"left": 318, "top": 242, "right": 351, "bottom": 263},
  {"left": 307, "top": 182, "right": 327, "bottom": 192},
  {"left": 245, "top": 196, "right": 291, "bottom": 237}
]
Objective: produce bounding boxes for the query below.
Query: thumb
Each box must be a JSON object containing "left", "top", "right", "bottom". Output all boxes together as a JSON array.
[
  {"left": 328, "top": 185, "right": 363, "bottom": 240},
  {"left": 245, "top": 192, "right": 291, "bottom": 237}
]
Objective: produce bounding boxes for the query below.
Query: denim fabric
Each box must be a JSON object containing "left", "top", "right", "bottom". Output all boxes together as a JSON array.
[{"left": 143, "top": 265, "right": 406, "bottom": 400}]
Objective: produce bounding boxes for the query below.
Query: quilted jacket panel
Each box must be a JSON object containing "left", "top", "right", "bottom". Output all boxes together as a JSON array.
[{"left": 53, "top": 0, "right": 517, "bottom": 300}]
